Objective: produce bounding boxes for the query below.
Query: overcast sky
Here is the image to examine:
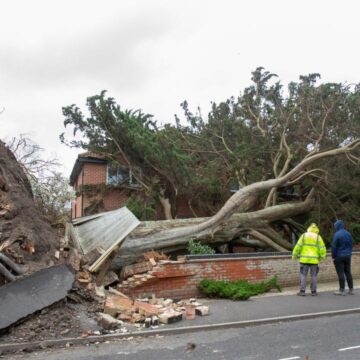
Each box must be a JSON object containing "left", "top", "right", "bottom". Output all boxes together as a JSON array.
[{"left": 1, "top": 0, "right": 360, "bottom": 177}]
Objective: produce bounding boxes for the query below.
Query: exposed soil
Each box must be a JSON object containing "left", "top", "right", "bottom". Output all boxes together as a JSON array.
[
  {"left": 0, "top": 141, "right": 83, "bottom": 343},
  {"left": 0, "top": 140, "right": 58, "bottom": 272},
  {"left": 0, "top": 298, "right": 102, "bottom": 344}
]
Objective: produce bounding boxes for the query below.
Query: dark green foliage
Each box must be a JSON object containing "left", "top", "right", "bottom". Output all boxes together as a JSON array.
[
  {"left": 61, "top": 70, "right": 360, "bottom": 230},
  {"left": 198, "top": 276, "right": 281, "bottom": 300},
  {"left": 187, "top": 239, "right": 215, "bottom": 255},
  {"left": 125, "top": 194, "right": 157, "bottom": 221}
]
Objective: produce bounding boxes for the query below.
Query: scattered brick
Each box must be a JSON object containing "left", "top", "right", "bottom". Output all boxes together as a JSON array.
[
  {"left": 195, "top": 306, "right": 209, "bottom": 316},
  {"left": 97, "top": 313, "right": 119, "bottom": 330},
  {"left": 104, "top": 296, "right": 134, "bottom": 317}
]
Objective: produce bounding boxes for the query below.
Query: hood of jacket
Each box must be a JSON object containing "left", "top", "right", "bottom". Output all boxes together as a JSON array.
[
  {"left": 334, "top": 220, "right": 345, "bottom": 232},
  {"left": 307, "top": 223, "right": 320, "bottom": 234}
]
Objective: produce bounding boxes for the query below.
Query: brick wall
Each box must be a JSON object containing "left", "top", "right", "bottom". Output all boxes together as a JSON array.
[
  {"left": 83, "top": 163, "right": 107, "bottom": 184},
  {"left": 119, "top": 252, "right": 360, "bottom": 299},
  {"left": 72, "top": 163, "right": 129, "bottom": 218},
  {"left": 103, "top": 191, "right": 128, "bottom": 212}
]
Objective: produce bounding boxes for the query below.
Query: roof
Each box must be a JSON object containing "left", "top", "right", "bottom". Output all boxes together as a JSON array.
[
  {"left": 69, "top": 207, "right": 140, "bottom": 272},
  {"left": 69, "top": 152, "right": 108, "bottom": 186},
  {"left": 77, "top": 151, "right": 107, "bottom": 159}
]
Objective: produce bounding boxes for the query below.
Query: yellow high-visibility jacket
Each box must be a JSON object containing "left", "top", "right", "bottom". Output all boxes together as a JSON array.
[{"left": 292, "top": 224, "right": 326, "bottom": 264}]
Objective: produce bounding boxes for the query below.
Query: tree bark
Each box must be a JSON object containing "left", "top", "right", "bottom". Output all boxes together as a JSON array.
[
  {"left": 112, "top": 193, "right": 314, "bottom": 267},
  {"left": 159, "top": 196, "right": 173, "bottom": 220},
  {"left": 110, "top": 140, "right": 360, "bottom": 267}
]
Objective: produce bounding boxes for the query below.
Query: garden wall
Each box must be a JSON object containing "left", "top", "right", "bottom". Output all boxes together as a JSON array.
[{"left": 118, "top": 251, "right": 360, "bottom": 299}]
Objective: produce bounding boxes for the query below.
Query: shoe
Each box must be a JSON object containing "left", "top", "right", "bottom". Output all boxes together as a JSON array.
[
  {"left": 297, "top": 291, "right": 306, "bottom": 296},
  {"left": 311, "top": 292, "right": 317, "bottom": 296},
  {"left": 348, "top": 289, "right": 354, "bottom": 295},
  {"left": 333, "top": 290, "right": 346, "bottom": 296}
]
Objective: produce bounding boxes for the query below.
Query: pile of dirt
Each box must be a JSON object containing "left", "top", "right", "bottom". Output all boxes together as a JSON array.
[
  {"left": 0, "top": 140, "right": 58, "bottom": 269},
  {"left": 0, "top": 299, "right": 102, "bottom": 344}
]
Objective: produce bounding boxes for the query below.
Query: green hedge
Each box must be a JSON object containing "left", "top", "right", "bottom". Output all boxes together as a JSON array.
[{"left": 198, "top": 276, "right": 281, "bottom": 300}]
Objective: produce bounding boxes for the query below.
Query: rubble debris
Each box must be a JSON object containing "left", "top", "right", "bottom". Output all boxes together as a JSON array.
[
  {"left": 151, "top": 315, "right": 159, "bottom": 326},
  {"left": 185, "top": 304, "right": 196, "bottom": 320},
  {"left": 0, "top": 252, "right": 23, "bottom": 282},
  {"left": 101, "top": 271, "right": 119, "bottom": 287},
  {"left": 2, "top": 299, "right": 97, "bottom": 343},
  {"left": 121, "top": 260, "right": 154, "bottom": 280},
  {"left": 144, "top": 317, "right": 151, "bottom": 328},
  {"left": 143, "top": 250, "right": 169, "bottom": 262},
  {"left": 0, "top": 264, "right": 75, "bottom": 331},
  {"left": 195, "top": 305, "right": 209, "bottom": 316},
  {"left": 97, "top": 292, "right": 209, "bottom": 330},
  {"left": 96, "top": 313, "right": 120, "bottom": 330},
  {"left": 104, "top": 296, "right": 134, "bottom": 317},
  {"left": 77, "top": 270, "right": 93, "bottom": 284},
  {"left": 107, "top": 287, "right": 128, "bottom": 297},
  {"left": 95, "top": 285, "right": 106, "bottom": 298},
  {"left": 163, "top": 299, "right": 173, "bottom": 306},
  {"left": 67, "top": 247, "right": 81, "bottom": 271},
  {"left": 159, "top": 311, "right": 183, "bottom": 324}
]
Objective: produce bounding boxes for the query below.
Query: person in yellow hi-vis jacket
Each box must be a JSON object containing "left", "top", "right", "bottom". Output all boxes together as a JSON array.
[{"left": 292, "top": 223, "right": 326, "bottom": 296}]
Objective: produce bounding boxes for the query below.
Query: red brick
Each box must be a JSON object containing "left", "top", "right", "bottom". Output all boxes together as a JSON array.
[{"left": 119, "top": 253, "right": 360, "bottom": 299}]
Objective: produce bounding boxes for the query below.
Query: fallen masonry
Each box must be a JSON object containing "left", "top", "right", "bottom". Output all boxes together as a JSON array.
[{"left": 98, "top": 292, "right": 209, "bottom": 330}]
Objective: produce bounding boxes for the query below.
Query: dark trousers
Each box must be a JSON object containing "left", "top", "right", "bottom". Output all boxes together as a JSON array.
[{"left": 334, "top": 256, "right": 353, "bottom": 290}]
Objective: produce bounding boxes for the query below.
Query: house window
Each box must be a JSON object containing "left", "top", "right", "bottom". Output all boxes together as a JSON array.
[
  {"left": 107, "top": 164, "right": 128, "bottom": 185},
  {"left": 129, "top": 170, "right": 141, "bottom": 188},
  {"left": 107, "top": 163, "right": 141, "bottom": 188}
]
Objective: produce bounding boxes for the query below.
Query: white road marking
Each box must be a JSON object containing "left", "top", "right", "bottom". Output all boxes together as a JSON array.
[
  {"left": 339, "top": 345, "right": 360, "bottom": 352},
  {"left": 278, "top": 357, "right": 300, "bottom": 360}
]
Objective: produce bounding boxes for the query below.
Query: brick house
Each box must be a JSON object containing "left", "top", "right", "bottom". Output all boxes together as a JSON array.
[
  {"left": 69, "top": 152, "right": 140, "bottom": 219},
  {"left": 69, "top": 152, "right": 222, "bottom": 220}
]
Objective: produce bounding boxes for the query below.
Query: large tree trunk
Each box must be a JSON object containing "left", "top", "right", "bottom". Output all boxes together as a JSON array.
[
  {"left": 110, "top": 140, "right": 360, "bottom": 268},
  {"left": 113, "top": 193, "right": 314, "bottom": 267}
]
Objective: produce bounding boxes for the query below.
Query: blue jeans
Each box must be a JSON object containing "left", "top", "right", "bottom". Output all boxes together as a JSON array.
[{"left": 300, "top": 263, "right": 319, "bottom": 293}]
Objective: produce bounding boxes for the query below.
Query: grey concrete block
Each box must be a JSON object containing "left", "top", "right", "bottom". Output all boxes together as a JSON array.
[{"left": 0, "top": 264, "right": 75, "bottom": 331}]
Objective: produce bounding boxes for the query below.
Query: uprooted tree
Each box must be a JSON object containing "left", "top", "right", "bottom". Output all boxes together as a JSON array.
[
  {"left": 61, "top": 68, "right": 360, "bottom": 263},
  {"left": 0, "top": 140, "right": 58, "bottom": 265}
]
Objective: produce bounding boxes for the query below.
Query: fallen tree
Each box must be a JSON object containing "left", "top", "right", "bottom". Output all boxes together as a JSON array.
[
  {"left": 62, "top": 70, "right": 360, "bottom": 268},
  {"left": 0, "top": 140, "right": 58, "bottom": 267},
  {"left": 112, "top": 140, "right": 360, "bottom": 267}
]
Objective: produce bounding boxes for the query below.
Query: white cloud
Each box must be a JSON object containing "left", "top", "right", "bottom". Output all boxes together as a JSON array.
[{"left": 1, "top": 0, "right": 360, "bottom": 176}]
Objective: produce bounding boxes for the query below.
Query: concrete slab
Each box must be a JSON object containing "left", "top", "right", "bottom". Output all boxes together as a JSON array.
[{"left": 0, "top": 264, "right": 75, "bottom": 331}]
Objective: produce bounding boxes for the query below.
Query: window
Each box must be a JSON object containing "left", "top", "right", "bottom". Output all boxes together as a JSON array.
[
  {"left": 107, "top": 163, "right": 141, "bottom": 188},
  {"left": 107, "top": 164, "right": 128, "bottom": 185}
]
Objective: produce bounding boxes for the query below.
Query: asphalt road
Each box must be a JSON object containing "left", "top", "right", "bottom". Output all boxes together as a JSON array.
[{"left": 5, "top": 313, "right": 360, "bottom": 360}]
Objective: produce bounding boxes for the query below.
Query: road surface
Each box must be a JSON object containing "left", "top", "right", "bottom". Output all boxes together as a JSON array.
[{"left": 6, "top": 313, "right": 360, "bottom": 360}]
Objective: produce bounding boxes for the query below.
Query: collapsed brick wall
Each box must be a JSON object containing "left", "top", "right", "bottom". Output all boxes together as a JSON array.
[{"left": 118, "top": 252, "right": 360, "bottom": 299}]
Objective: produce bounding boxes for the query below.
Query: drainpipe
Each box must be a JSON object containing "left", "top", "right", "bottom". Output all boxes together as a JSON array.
[{"left": 81, "top": 168, "right": 84, "bottom": 217}]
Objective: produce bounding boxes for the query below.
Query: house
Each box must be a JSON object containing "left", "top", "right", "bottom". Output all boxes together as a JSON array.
[
  {"left": 69, "top": 152, "right": 139, "bottom": 219},
  {"left": 69, "top": 152, "right": 217, "bottom": 220}
]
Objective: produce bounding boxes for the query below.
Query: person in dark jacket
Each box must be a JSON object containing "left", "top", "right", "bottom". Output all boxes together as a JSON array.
[{"left": 332, "top": 220, "right": 354, "bottom": 295}]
